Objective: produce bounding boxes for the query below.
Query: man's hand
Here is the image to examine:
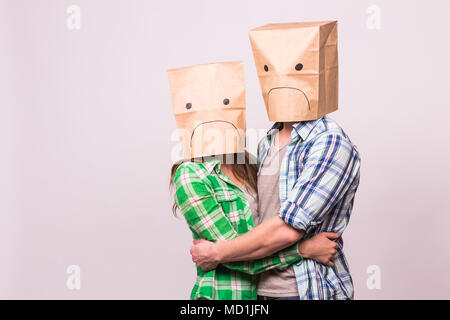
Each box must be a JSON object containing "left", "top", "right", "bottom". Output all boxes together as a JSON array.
[
  {"left": 190, "top": 239, "right": 221, "bottom": 271},
  {"left": 298, "top": 232, "right": 340, "bottom": 267}
]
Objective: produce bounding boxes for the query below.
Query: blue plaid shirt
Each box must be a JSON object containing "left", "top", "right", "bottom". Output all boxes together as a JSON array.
[{"left": 257, "top": 116, "right": 361, "bottom": 300}]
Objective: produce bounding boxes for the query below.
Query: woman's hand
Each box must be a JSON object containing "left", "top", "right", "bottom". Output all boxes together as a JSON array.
[{"left": 298, "top": 232, "right": 340, "bottom": 267}]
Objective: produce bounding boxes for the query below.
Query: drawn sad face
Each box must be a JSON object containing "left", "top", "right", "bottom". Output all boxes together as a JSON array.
[
  {"left": 249, "top": 21, "right": 338, "bottom": 122},
  {"left": 167, "top": 62, "right": 246, "bottom": 159}
]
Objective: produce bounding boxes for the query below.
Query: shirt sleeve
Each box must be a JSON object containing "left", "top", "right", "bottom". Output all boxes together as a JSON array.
[
  {"left": 278, "top": 133, "right": 361, "bottom": 233},
  {"left": 173, "top": 163, "right": 302, "bottom": 275}
]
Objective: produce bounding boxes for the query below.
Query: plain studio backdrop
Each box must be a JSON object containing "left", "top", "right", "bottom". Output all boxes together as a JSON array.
[{"left": 1, "top": 0, "right": 449, "bottom": 299}]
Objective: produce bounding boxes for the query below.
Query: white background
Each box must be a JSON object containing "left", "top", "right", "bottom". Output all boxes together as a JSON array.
[{"left": 1, "top": 0, "right": 449, "bottom": 299}]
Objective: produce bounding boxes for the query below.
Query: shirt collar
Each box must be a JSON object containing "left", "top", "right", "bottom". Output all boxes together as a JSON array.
[
  {"left": 292, "top": 119, "right": 322, "bottom": 141},
  {"left": 203, "top": 158, "right": 240, "bottom": 188},
  {"left": 203, "top": 159, "right": 221, "bottom": 174},
  {"left": 267, "top": 118, "right": 322, "bottom": 142}
]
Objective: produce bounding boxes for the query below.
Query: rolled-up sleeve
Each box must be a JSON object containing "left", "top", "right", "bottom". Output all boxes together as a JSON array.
[{"left": 279, "top": 133, "right": 361, "bottom": 232}]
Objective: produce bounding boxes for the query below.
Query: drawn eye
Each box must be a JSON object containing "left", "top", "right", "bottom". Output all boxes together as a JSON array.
[
  {"left": 185, "top": 102, "right": 192, "bottom": 109},
  {"left": 295, "top": 63, "right": 303, "bottom": 71},
  {"left": 223, "top": 98, "right": 230, "bottom": 105},
  {"left": 264, "top": 65, "right": 269, "bottom": 72}
]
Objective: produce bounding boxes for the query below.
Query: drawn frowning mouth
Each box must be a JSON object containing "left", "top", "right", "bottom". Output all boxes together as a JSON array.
[
  {"left": 190, "top": 120, "right": 242, "bottom": 147},
  {"left": 268, "top": 86, "right": 311, "bottom": 110}
]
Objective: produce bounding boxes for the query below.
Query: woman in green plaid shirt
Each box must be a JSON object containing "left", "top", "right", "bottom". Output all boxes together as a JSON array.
[{"left": 171, "top": 152, "right": 336, "bottom": 300}]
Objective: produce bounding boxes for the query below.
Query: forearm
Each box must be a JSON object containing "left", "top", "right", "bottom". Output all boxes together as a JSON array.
[
  {"left": 222, "top": 243, "right": 302, "bottom": 274},
  {"left": 215, "top": 216, "right": 305, "bottom": 263}
]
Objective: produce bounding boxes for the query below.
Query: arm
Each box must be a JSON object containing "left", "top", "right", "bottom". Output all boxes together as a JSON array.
[
  {"left": 174, "top": 163, "right": 302, "bottom": 275},
  {"left": 192, "top": 231, "right": 340, "bottom": 271},
  {"left": 222, "top": 242, "right": 301, "bottom": 275},
  {"left": 214, "top": 216, "right": 305, "bottom": 263}
]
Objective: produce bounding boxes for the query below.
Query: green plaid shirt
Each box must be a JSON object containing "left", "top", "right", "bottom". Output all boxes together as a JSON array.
[{"left": 173, "top": 160, "right": 302, "bottom": 300}]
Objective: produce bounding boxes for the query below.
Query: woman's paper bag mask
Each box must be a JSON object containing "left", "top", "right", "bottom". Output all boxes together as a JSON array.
[
  {"left": 249, "top": 21, "right": 338, "bottom": 122},
  {"left": 167, "top": 62, "right": 246, "bottom": 159}
]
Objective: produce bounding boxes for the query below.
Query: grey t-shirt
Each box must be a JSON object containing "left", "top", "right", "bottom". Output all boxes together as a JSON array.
[
  {"left": 242, "top": 185, "right": 258, "bottom": 222},
  {"left": 255, "top": 136, "right": 299, "bottom": 297}
]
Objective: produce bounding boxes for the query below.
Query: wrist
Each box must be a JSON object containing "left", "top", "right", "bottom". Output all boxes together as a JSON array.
[
  {"left": 213, "top": 241, "right": 225, "bottom": 263},
  {"left": 297, "top": 240, "right": 311, "bottom": 259}
]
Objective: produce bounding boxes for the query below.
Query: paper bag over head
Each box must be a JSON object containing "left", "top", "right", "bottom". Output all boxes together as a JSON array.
[
  {"left": 167, "top": 61, "right": 246, "bottom": 159},
  {"left": 249, "top": 21, "right": 338, "bottom": 122}
]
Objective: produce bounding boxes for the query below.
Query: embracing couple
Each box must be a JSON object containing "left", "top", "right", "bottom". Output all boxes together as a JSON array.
[{"left": 167, "top": 21, "right": 361, "bottom": 300}]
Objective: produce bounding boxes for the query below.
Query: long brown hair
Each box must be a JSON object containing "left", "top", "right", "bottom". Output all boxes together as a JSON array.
[{"left": 169, "top": 151, "right": 257, "bottom": 215}]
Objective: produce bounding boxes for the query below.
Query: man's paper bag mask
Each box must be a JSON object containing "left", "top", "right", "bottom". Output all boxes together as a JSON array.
[
  {"left": 167, "top": 62, "right": 246, "bottom": 159},
  {"left": 249, "top": 21, "right": 338, "bottom": 122}
]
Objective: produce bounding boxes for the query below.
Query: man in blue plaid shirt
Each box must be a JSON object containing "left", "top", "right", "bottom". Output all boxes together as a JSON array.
[{"left": 190, "top": 21, "right": 361, "bottom": 300}]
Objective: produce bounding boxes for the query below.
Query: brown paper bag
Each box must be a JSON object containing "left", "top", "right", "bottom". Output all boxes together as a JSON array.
[
  {"left": 167, "top": 62, "right": 246, "bottom": 159},
  {"left": 249, "top": 21, "right": 338, "bottom": 122}
]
